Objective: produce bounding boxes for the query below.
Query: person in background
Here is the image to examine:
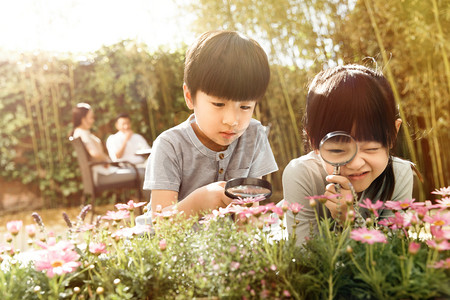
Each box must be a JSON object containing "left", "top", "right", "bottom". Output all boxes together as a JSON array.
[
  {"left": 71, "top": 103, "right": 140, "bottom": 186},
  {"left": 139, "top": 30, "right": 278, "bottom": 222},
  {"left": 283, "top": 64, "right": 414, "bottom": 246},
  {"left": 106, "top": 113, "right": 151, "bottom": 167}
]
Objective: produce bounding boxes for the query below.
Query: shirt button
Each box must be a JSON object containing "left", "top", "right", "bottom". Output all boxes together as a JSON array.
[
  {"left": 219, "top": 153, "right": 224, "bottom": 159},
  {"left": 218, "top": 168, "right": 224, "bottom": 174}
]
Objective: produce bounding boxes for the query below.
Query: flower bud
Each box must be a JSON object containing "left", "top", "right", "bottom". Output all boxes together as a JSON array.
[
  {"left": 73, "top": 287, "right": 81, "bottom": 294},
  {"left": 346, "top": 245, "right": 353, "bottom": 254},
  {"left": 114, "top": 278, "right": 121, "bottom": 285},
  {"left": 309, "top": 199, "right": 317, "bottom": 208},
  {"left": 96, "top": 287, "right": 104, "bottom": 295}
]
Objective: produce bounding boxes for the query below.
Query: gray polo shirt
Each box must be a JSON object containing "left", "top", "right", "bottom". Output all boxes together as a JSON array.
[{"left": 143, "top": 114, "right": 278, "bottom": 201}]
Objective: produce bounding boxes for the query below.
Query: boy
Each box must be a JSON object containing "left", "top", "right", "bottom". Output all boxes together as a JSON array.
[
  {"left": 106, "top": 113, "right": 151, "bottom": 166},
  {"left": 142, "top": 30, "right": 278, "bottom": 219}
]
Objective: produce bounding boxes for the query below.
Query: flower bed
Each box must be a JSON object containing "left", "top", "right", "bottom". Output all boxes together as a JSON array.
[{"left": 1, "top": 188, "right": 449, "bottom": 299}]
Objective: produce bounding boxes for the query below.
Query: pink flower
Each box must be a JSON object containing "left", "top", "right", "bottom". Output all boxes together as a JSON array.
[
  {"left": 6, "top": 220, "right": 23, "bottom": 236},
  {"left": 35, "top": 249, "right": 81, "bottom": 278},
  {"left": 34, "top": 240, "right": 81, "bottom": 278},
  {"left": 431, "top": 186, "right": 450, "bottom": 197},
  {"left": 230, "top": 261, "right": 240, "bottom": 270},
  {"left": 426, "top": 239, "right": 450, "bottom": 251},
  {"left": 231, "top": 195, "right": 266, "bottom": 207},
  {"left": 408, "top": 242, "right": 421, "bottom": 255},
  {"left": 159, "top": 239, "right": 167, "bottom": 251},
  {"left": 289, "top": 202, "right": 304, "bottom": 214},
  {"left": 385, "top": 199, "right": 422, "bottom": 211},
  {"left": 115, "top": 200, "right": 147, "bottom": 211},
  {"left": 102, "top": 210, "right": 130, "bottom": 221},
  {"left": 423, "top": 212, "right": 450, "bottom": 227},
  {"left": 436, "top": 197, "right": 450, "bottom": 209},
  {"left": 88, "top": 242, "right": 107, "bottom": 255},
  {"left": 350, "top": 228, "right": 387, "bottom": 244},
  {"left": 430, "top": 226, "right": 450, "bottom": 242},
  {"left": 433, "top": 258, "right": 450, "bottom": 269},
  {"left": 359, "top": 199, "right": 384, "bottom": 217},
  {"left": 25, "top": 224, "right": 37, "bottom": 238}
]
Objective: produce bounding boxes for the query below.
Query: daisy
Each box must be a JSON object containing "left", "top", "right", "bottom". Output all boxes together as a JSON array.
[{"left": 350, "top": 228, "right": 387, "bottom": 244}]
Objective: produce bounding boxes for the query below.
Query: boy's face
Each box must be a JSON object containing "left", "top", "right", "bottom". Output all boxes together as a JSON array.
[{"left": 184, "top": 86, "right": 256, "bottom": 148}]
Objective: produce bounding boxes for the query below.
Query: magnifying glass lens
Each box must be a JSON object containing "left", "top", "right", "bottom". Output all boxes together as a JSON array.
[
  {"left": 225, "top": 178, "right": 272, "bottom": 199},
  {"left": 227, "top": 185, "right": 271, "bottom": 198},
  {"left": 319, "top": 132, "right": 357, "bottom": 166}
]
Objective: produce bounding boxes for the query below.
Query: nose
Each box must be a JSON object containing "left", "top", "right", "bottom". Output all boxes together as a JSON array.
[
  {"left": 223, "top": 107, "right": 239, "bottom": 127},
  {"left": 345, "top": 151, "right": 365, "bottom": 170}
]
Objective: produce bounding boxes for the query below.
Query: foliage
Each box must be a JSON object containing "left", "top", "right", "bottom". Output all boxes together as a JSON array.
[
  {"left": 1, "top": 0, "right": 449, "bottom": 207},
  {"left": 1, "top": 188, "right": 449, "bottom": 299}
]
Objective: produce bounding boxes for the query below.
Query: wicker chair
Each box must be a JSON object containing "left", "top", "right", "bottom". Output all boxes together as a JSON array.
[{"left": 69, "top": 136, "right": 142, "bottom": 220}]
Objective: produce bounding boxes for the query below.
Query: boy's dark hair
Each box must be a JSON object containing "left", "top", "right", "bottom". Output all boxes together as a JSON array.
[
  {"left": 304, "top": 64, "right": 399, "bottom": 201},
  {"left": 184, "top": 30, "right": 270, "bottom": 101},
  {"left": 115, "top": 113, "right": 131, "bottom": 122}
]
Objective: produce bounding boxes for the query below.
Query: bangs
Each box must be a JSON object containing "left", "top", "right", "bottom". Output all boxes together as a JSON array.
[
  {"left": 306, "top": 67, "right": 397, "bottom": 149},
  {"left": 185, "top": 31, "right": 270, "bottom": 101}
]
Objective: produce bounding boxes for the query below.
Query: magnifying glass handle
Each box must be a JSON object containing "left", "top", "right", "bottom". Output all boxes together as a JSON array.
[{"left": 333, "top": 166, "right": 341, "bottom": 194}]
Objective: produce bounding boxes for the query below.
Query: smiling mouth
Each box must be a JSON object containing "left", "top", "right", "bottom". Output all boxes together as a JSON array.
[{"left": 347, "top": 171, "right": 369, "bottom": 180}]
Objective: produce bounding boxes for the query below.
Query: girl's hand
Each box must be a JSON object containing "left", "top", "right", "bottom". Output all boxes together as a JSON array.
[{"left": 324, "top": 175, "right": 354, "bottom": 223}]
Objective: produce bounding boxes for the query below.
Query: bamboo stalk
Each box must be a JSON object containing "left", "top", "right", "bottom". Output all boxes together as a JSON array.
[
  {"left": 431, "top": 0, "right": 450, "bottom": 97},
  {"left": 427, "top": 60, "right": 445, "bottom": 188},
  {"left": 21, "top": 72, "right": 42, "bottom": 175},
  {"left": 51, "top": 84, "right": 64, "bottom": 163},
  {"left": 363, "top": 0, "right": 418, "bottom": 164},
  {"left": 29, "top": 71, "right": 49, "bottom": 173}
]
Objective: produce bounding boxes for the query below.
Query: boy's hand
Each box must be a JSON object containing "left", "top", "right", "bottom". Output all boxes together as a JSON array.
[
  {"left": 324, "top": 175, "right": 354, "bottom": 223},
  {"left": 197, "top": 181, "right": 233, "bottom": 210}
]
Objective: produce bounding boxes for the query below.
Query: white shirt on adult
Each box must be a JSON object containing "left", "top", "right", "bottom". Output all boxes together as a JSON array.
[{"left": 106, "top": 131, "right": 150, "bottom": 165}]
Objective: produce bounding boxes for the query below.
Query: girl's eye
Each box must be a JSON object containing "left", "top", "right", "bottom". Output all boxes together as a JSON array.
[
  {"left": 212, "top": 102, "right": 225, "bottom": 107},
  {"left": 240, "top": 105, "right": 252, "bottom": 110}
]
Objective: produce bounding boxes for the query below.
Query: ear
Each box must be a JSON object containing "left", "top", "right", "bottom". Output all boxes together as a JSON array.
[
  {"left": 183, "top": 83, "right": 194, "bottom": 110},
  {"left": 395, "top": 118, "right": 402, "bottom": 133}
]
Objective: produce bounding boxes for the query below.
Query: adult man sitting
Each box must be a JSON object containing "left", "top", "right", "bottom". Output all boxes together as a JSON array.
[{"left": 106, "top": 113, "right": 151, "bottom": 167}]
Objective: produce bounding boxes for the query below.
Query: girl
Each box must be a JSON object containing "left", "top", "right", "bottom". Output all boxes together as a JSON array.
[
  {"left": 72, "top": 103, "right": 140, "bottom": 186},
  {"left": 283, "top": 64, "right": 414, "bottom": 245}
]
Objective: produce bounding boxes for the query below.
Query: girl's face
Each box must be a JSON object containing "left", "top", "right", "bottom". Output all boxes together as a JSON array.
[
  {"left": 320, "top": 140, "right": 389, "bottom": 193},
  {"left": 81, "top": 110, "right": 95, "bottom": 129}
]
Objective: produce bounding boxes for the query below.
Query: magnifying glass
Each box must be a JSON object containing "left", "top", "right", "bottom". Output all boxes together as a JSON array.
[
  {"left": 224, "top": 177, "right": 272, "bottom": 199},
  {"left": 319, "top": 131, "right": 357, "bottom": 193}
]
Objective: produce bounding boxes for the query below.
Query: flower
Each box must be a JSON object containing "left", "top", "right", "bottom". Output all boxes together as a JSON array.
[
  {"left": 433, "top": 258, "right": 450, "bottom": 269},
  {"left": 385, "top": 199, "right": 422, "bottom": 211},
  {"left": 111, "top": 225, "right": 152, "bottom": 240},
  {"left": 102, "top": 210, "right": 130, "bottom": 221},
  {"left": 24, "top": 224, "right": 37, "bottom": 238},
  {"left": 423, "top": 211, "right": 450, "bottom": 227},
  {"left": 350, "top": 228, "right": 387, "bottom": 244},
  {"left": 231, "top": 195, "right": 266, "bottom": 207},
  {"left": 159, "top": 239, "right": 167, "bottom": 251},
  {"left": 115, "top": 200, "right": 147, "bottom": 211},
  {"left": 426, "top": 240, "right": 450, "bottom": 251},
  {"left": 359, "top": 199, "right": 384, "bottom": 217},
  {"left": 408, "top": 242, "right": 420, "bottom": 255},
  {"left": 289, "top": 202, "right": 304, "bottom": 214},
  {"left": 436, "top": 197, "right": 450, "bottom": 209},
  {"left": 6, "top": 220, "right": 23, "bottom": 236},
  {"left": 431, "top": 186, "right": 450, "bottom": 197},
  {"left": 34, "top": 241, "right": 81, "bottom": 277},
  {"left": 89, "top": 242, "right": 108, "bottom": 255}
]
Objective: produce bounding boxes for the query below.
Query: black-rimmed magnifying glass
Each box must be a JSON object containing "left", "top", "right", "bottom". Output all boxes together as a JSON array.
[
  {"left": 319, "top": 131, "right": 358, "bottom": 193},
  {"left": 224, "top": 177, "right": 272, "bottom": 199}
]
